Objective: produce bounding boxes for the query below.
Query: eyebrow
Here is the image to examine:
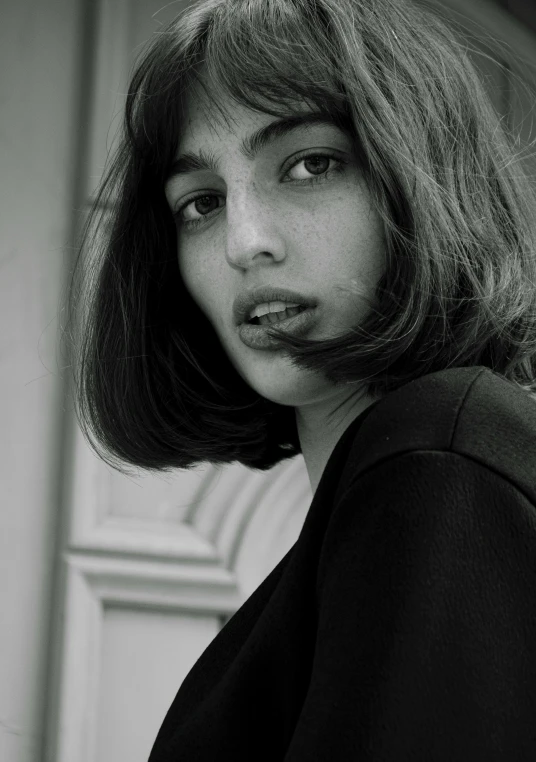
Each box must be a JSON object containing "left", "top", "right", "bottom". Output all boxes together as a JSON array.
[{"left": 165, "top": 111, "right": 343, "bottom": 185}]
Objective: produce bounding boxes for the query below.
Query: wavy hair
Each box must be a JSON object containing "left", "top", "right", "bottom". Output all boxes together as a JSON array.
[{"left": 61, "top": 0, "right": 536, "bottom": 476}]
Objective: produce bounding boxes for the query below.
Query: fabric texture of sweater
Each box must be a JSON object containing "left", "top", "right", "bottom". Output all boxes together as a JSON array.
[{"left": 148, "top": 365, "right": 536, "bottom": 761}]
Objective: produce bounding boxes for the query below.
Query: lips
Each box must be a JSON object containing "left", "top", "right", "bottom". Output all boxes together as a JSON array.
[
  {"left": 238, "top": 304, "right": 318, "bottom": 351},
  {"left": 233, "top": 285, "right": 318, "bottom": 326}
]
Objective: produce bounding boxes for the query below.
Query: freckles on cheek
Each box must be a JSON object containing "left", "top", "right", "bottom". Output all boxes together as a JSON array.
[
  {"left": 293, "top": 206, "right": 331, "bottom": 244},
  {"left": 177, "top": 255, "right": 202, "bottom": 310}
]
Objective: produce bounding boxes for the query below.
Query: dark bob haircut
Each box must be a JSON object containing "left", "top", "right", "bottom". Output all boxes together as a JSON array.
[{"left": 61, "top": 0, "right": 536, "bottom": 477}]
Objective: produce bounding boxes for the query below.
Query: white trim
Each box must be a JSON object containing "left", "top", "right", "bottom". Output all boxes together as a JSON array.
[
  {"left": 83, "top": 0, "right": 132, "bottom": 201},
  {"left": 67, "top": 417, "right": 310, "bottom": 566},
  {"left": 53, "top": 552, "right": 245, "bottom": 762}
]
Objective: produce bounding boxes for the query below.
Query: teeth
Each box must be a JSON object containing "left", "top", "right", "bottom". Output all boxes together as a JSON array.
[
  {"left": 249, "top": 301, "right": 302, "bottom": 320},
  {"left": 257, "top": 306, "right": 302, "bottom": 325}
]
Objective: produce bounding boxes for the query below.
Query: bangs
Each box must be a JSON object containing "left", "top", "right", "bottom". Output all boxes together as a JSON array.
[
  {"left": 130, "top": 0, "right": 356, "bottom": 173},
  {"left": 201, "top": 0, "right": 348, "bottom": 120}
]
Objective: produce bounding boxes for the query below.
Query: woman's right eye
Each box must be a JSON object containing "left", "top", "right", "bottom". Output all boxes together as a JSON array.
[{"left": 174, "top": 194, "right": 224, "bottom": 228}]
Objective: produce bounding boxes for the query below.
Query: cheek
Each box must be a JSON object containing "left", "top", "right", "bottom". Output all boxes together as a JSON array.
[
  {"left": 305, "top": 201, "right": 385, "bottom": 311},
  {"left": 177, "top": 245, "right": 205, "bottom": 311},
  {"left": 299, "top": 195, "right": 383, "bottom": 266}
]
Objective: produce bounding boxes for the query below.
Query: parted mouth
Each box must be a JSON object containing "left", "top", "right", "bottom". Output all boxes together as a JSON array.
[
  {"left": 248, "top": 303, "right": 309, "bottom": 324},
  {"left": 233, "top": 285, "right": 318, "bottom": 326}
]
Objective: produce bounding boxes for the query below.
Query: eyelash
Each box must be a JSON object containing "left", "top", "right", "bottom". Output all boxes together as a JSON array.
[{"left": 172, "top": 151, "right": 347, "bottom": 231}]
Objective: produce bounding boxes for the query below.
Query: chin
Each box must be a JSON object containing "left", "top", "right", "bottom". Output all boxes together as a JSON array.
[
  {"left": 248, "top": 380, "right": 304, "bottom": 407},
  {"left": 246, "top": 365, "right": 328, "bottom": 408}
]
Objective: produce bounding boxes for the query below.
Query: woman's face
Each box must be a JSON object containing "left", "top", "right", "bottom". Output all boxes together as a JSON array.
[{"left": 164, "top": 85, "right": 386, "bottom": 408}]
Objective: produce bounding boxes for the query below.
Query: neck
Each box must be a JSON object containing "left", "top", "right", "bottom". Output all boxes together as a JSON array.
[{"left": 296, "top": 389, "right": 379, "bottom": 494}]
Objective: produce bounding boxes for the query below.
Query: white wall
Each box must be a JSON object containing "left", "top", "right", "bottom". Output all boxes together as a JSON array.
[{"left": 0, "top": 0, "right": 86, "bottom": 759}]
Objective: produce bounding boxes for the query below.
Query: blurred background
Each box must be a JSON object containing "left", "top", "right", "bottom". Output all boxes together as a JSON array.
[{"left": 1, "top": 1, "right": 535, "bottom": 760}]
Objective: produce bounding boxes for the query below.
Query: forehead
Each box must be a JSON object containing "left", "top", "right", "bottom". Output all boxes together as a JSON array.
[{"left": 177, "top": 79, "right": 313, "bottom": 150}]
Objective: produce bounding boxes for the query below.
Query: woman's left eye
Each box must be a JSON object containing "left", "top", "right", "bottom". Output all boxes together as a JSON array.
[{"left": 284, "top": 153, "right": 344, "bottom": 183}]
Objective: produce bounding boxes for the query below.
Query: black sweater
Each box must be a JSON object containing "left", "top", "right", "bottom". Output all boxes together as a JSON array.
[{"left": 148, "top": 366, "right": 536, "bottom": 761}]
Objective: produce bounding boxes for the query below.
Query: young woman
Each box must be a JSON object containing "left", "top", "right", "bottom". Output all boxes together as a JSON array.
[{"left": 63, "top": 0, "right": 536, "bottom": 758}]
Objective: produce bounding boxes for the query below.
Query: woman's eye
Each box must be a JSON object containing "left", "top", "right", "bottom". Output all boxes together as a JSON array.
[
  {"left": 286, "top": 154, "right": 336, "bottom": 181},
  {"left": 177, "top": 195, "right": 224, "bottom": 224}
]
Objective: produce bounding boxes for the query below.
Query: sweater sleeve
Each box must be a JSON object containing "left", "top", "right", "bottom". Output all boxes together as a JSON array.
[{"left": 283, "top": 451, "right": 536, "bottom": 761}]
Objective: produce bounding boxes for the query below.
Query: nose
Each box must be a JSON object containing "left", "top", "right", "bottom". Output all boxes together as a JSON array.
[{"left": 224, "top": 186, "right": 286, "bottom": 270}]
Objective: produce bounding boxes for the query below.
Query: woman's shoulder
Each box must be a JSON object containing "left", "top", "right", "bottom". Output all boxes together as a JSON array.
[{"left": 336, "top": 366, "right": 536, "bottom": 505}]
